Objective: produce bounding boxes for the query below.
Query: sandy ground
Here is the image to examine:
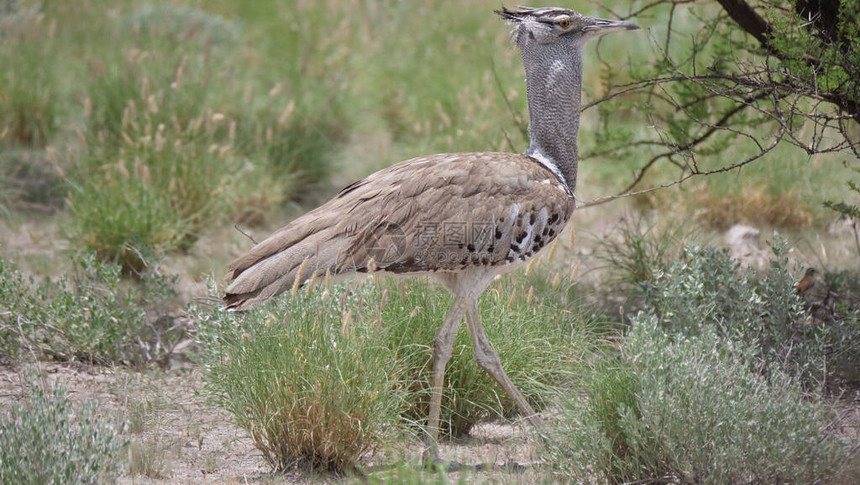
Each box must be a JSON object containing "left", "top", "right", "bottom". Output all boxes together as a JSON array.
[
  {"left": 0, "top": 362, "right": 554, "bottom": 484},
  {"left": 0, "top": 364, "right": 269, "bottom": 484},
  {"left": 3, "top": 362, "right": 859, "bottom": 484}
]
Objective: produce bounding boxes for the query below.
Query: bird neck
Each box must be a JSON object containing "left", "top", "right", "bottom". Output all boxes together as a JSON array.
[{"left": 521, "top": 44, "right": 583, "bottom": 191}]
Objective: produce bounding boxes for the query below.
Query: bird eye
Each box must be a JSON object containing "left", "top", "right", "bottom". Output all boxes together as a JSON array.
[{"left": 557, "top": 18, "right": 571, "bottom": 29}]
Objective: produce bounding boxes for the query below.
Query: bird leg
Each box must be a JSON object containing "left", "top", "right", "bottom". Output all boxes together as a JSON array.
[
  {"left": 424, "top": 297, "right": 468, "bottom": 457},
  {"left": 465, "top": 301, "right": 540, "bottom": 428}
]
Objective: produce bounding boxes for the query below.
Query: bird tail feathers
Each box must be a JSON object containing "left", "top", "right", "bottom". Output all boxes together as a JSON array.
[{"left": 223, "top": 229, "right": 352, "bottom": 310}]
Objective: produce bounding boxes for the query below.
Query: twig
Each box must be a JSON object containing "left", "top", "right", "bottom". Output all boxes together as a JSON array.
[
  {"left": 233, "top": 224, "right": 258, "bottom": 245},
  {"left": 492, "top": 60, "right": 528, "bottom": 146},
  {"left": 578, "top": 126, "right": 784, "bottom": 209}
]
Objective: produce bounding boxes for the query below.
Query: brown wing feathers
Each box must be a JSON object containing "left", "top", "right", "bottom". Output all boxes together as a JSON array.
[{"left": 224, "top": 152, "right": 574, "bottom": 310}]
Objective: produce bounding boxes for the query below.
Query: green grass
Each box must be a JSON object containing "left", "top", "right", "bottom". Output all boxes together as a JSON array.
[
  {"left": 2, "top": 0, "right": 852, "bottom": 268},
  {"left": 0, "top": 10, "right": 61, "bottom": 149},
  {"left": 196, "top": 281, "right": 408, "bottom": 473},
  {"left": 197, "top": 270, "right": 598, "bottom": 472},
  {"left": 1, "top": 1, "right": 858, "bottom": 481},
  {"left": 377, "top": 276, "right": 593, "bottom": 437},
  {"left": 66, "top": 2, "right": 348, "bottom": 268},
  {"left": 0, "top": 1, "right": 355, "bottom": 266}
]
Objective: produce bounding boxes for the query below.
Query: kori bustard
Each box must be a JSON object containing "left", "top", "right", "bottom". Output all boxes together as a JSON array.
[{"left": 224, "top": 6, "right": 639, "bottom": 448}]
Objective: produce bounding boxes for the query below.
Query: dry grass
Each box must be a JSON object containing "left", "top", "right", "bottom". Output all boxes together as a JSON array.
[
  {"left": 637, "top": 182, "right": 815, "bottom": 230},
  {"left": 690, "top": 186, "right": 815, "bottom": 230}
]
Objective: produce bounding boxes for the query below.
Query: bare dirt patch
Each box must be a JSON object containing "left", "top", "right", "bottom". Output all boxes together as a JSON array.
[
  {"left": 0, "top": 363, "right": 549, "bottom": 484},
  {"left": 0, "top": 364, "right": 270, "bottom": 484}
]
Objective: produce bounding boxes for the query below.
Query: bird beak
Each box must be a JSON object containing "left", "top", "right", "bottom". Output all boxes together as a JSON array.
[{"left": 582, "top": 18, "right": 640, "bottom": 34}]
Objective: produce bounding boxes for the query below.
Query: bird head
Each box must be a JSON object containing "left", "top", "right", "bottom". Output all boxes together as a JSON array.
[{"left": 496, "top": 6, "right": 640, "bottom": 49}]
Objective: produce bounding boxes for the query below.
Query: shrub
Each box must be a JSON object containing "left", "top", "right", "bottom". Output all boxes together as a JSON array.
[
  {"left": 637, "top": 241, "right": 857, "bottom": 385},
  {"left": 596, "top": 214, "right": 690, "bottom": 313},
  {"left": 0, "top": 253, "right": 25, "bottom": 362},
  {"left": 195, "top": 282, "right": 406, "bottom": 473},
  {"left": 546, "top": 318, "right": 851, "bottom": 484},
  {"left": 601, "top": 220, "right": 860, "bottom": 388},
  {"left": 0, "top": 372, "right": 124, "bottom": 485},
  {"left": 0, "top": 252, "right": 180, "bottom": 366},
  {"left": 598, "top": 215, "right": 688, "bottom": 288},
  {"left": 70, "top": 43, "right": 244, "bottom": 270}
]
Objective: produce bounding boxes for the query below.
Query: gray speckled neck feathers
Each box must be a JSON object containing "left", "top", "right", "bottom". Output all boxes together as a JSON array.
[{"left": 520, "top": 38, "right": 584, "bottom": 193}]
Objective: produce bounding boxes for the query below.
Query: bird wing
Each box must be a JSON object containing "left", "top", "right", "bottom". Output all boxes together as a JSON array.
[{"left": 224, "top": 152, "right": 574, "bottom": 309}]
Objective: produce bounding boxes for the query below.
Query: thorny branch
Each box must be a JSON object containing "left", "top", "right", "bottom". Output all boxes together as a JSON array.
[
  {"left": 577, "top": 0, "right": 859, "bottom": 208},
  {"left": 579, "top": 125, "right": 786, "bottom": 208}
]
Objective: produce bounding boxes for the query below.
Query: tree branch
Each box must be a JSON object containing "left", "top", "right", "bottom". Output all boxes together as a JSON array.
[
  {"left": 715, "top": 0, "right": 774, "bottom": 50},
  {"left": 715, "top": 0, "right": 860, "bottom": 122}
]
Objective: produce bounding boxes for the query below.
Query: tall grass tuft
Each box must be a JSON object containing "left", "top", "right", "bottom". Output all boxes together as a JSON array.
[
  {"left": 0, "top": 7, "right": 66, "bottom": 210},
  {"left": 598, "top": 215, "right": 690, "bottom": 289},
  {"left": 71, "top": 36, "right": 244, "bottom": 270},
  {"left": 376, "top": 277, "right": 590, "bottom": 437},
  {"left": 64, "top": 2, "right": 351, "bottom": 268},
  {"left": 197, "top": 272, "right": 596, "bottom": 471},
  {"left": 0, "top": 371, "right": 124, "bottom": 485},
  {"left": 0, "top": 10, "right": 61, "bottom": 148},
  {"left": 195, "top": 282, "right": 406, "bottom": 473}
]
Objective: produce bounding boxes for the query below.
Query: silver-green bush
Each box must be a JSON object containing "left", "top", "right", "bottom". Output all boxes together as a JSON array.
[
  {"left": 547, "top": 318, "right": 851, "bottom": 484},
  {"left": 639, "top": 241, "right": 857, "bottom": 385},
  {"left": 0, "top": 253, "right": 180, "bottom": 365},
  {"left": 0, "top": 375, "right": 123, "bottom": 485}
]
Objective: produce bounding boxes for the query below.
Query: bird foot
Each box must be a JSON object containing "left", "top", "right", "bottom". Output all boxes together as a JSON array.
[
  {"left": 421, "top": 454, "right": 467, "bottom": 473},
  {"left": 421, "top": 440, "right": 466, "bottom": 472},
  {"left": 420, "top": 436, "right": 439, "bottom": 467}
]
